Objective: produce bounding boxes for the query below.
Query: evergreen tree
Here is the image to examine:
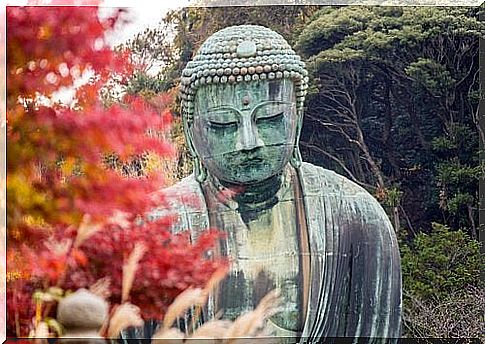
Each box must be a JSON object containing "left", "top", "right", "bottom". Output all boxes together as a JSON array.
[{"left": 296, "top": 6, "right": 482, "bottom": 237}]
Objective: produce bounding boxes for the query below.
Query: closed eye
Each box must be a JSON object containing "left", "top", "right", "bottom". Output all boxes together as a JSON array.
[
  {"left": 208, "top": 120, "right": 238, "bottom": 129},
  {"left": 204, "top": 108, "right": 239, "bottom": 128},
  {"left": 256, "top": 112, "right": 284, "bottom": 123}
]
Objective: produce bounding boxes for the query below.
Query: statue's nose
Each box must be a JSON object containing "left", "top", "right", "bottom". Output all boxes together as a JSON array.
[{"left": 236, "top": 115, "right": 264, "bottom": 151}]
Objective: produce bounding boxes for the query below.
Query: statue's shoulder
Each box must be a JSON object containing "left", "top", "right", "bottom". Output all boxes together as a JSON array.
[
  {"left": 149, "top": 174, "right": 208, "bottom": 234},
  {"left": 162, "top": 174, "right": 203, "bottom": 203},
  {"left": 299, "top": 162, "right": 391, "bottom": 222},
  {"left": 299, "top": 162, "right": 369, "bottom": 198}
]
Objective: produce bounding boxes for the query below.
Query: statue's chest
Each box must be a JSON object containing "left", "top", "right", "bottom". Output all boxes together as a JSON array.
[{"left": 212, "top": 199, "right": 303, "bottom": 333}]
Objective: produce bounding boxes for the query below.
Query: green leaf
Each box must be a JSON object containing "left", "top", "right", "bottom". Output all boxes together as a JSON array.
[{"left": 45, "top": 317, "right": 65, "bottom": 336}]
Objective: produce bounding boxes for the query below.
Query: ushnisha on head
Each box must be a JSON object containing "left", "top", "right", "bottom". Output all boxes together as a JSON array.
[
  {"left": 180, "top": 25, "right": 309, "bottom": 185},
  {"left": 180, "top": 25, "right": 309, "bottom": 119}
]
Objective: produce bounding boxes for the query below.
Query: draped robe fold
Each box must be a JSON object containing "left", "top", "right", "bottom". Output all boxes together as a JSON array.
[{"left": 124, "top": 162, "right": 402, "bottom": 341}]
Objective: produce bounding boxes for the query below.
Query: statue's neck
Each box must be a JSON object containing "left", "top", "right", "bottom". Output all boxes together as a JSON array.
[
  {"left": 208, "top": 173, "right": 284, "bottom": 219},
  {"left": 220, "top": 174, "right": 282, "bottom": 205}
]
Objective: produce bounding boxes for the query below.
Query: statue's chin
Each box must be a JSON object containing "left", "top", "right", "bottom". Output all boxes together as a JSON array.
[
  {"left": 206, "top": 158, "right": 289, "bottom": 187},
  {"left": 213, "top": 169, "right": 283, "bottom": 187}
]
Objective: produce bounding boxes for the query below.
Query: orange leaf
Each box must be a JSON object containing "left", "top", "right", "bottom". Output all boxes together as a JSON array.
[{"left": 71, "top": 248, "right": 88, "bottom": 267}]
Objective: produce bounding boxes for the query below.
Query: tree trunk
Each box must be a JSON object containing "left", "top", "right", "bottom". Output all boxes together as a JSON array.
[
  {"left": 393, "top": 206, "right": 400, "bottom": 233},
  {"left": 467, "top": 205, "right": 477, "bottom": 240},
  {"left": 357, "top": 127, "right": 386, "bottom": 190}
]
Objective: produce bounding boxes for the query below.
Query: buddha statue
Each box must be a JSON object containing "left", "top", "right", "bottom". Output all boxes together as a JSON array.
[{"left": 148, "top": 25, "right": 401, "bottom": 342}]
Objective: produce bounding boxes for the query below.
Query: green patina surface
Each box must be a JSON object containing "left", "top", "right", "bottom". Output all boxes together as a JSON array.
[
  {"left": 123, "top": 25, "right": 402, "bottom": 343},
  {"left": 192, "top": 79, "right": 297, "bottom": 185},
  {"left": 189, "top": 77, "right": 305, "bottom": 338},
  {"left": 180, "top": 25, "right": 401, "bottom": 342},
  {"left": 202, "top": 165, "right": 304, "bottom": 338}
]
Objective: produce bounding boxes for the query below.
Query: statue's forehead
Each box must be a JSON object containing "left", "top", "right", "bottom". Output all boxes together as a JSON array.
[{"left": 195, "top": 79, "right": 294, "bottom": 109}]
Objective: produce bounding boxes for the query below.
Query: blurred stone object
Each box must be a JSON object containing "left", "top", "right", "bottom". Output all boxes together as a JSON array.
[{"left": 57, "top": 288, "right": 108, "bottom": 344}]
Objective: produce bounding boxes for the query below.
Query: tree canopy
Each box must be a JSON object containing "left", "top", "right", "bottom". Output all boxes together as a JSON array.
[{"left": 295, "top": 6, "right": 482, "bottom": 239}]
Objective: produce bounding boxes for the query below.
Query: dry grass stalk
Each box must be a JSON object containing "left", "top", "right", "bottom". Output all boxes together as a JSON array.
[
  {"left": 151, "top": 289, "right": 282, "bottom": 344},
  {"left": 44, "top": 238, "right": 72, "bottom": 256},
  {"left": 223, "top": 289, "right": 282, "bottom": 342},
  {"left": 106, "top": 303, "right": 144, "bottom": 338},
  {"left": 73, "top": 214, "right": 103, "bottom": 248},
  {"left": 122, "top": 242, "right": 147, "bottom": 303},
  {"left": 190, "top": 319, "right": 233, "bottom": 339},
  {"left": 33, "top": 321, "right": 49, "bottom": 344},
  {"left": 151, "top": 327, "right": 185, "bottom": 344},
  {"left": 107, "top": 210, "right": 131, "bottom": 229},
  {"left": 203, "top": 265, "right": 230, "bottom": 299},
  {"left": 162, "top": 287, "right": 206, "bottom": 331},
  {"left": 89, "top": 277, "right": 112, "bottom": 299},
  {"left": 189, "top": 265, "right": 230, "bottom": 330}
]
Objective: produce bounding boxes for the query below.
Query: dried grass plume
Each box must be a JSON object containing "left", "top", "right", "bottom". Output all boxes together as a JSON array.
[
  {"left": 73, "top": 214, "right": 103, "bottom": 249},
  {"left": 106, "top": 303, "right": 144, "bottom": 338},
  {"left": 122, "top": 242, "right": 147, "bottom": 303},
  {"left": 162, "top": 288, "right": 206, "bottom": 331}
]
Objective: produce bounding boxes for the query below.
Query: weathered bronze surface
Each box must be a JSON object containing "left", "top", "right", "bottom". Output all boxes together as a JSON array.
[{"left": 125, "top": 25, "right": 402, "bottom": 343}]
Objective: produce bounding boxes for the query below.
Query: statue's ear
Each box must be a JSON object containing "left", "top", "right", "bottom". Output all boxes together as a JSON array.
[
  {"left": 182, "top": 112, "right": 197, "bottom": 158},
  {"left": 182, "top": 110, "right": 208, "bottom": 183},
  {"left": 290, "top": 107, "right": 303, "bottom": 169}
]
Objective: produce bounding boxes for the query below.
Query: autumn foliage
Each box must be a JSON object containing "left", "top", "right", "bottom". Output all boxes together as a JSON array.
[{"left": 7, "top": 6, "right": 226, "bottom": 337}]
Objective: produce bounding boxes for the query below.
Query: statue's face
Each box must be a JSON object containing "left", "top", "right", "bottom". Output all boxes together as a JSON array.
[{"left": 191, "top": 79, "right": 297, "bottom": 185}]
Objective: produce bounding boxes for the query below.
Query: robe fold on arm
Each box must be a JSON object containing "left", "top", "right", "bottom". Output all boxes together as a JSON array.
[{"left": 298, "top": 163, "right": 401, "bottom": 341}]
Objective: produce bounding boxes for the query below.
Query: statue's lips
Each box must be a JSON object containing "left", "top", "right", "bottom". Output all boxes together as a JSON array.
[
  {"left": 205, "top": 154, "right": 266, "bottom": 166},
  {"left": 238, "top": 157, "right": 264, "bottom": 167}
]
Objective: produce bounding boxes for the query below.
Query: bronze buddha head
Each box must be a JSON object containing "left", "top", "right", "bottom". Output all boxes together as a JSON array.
[{"left": 180, "top": 25, "right": 309, "bottom": 185}]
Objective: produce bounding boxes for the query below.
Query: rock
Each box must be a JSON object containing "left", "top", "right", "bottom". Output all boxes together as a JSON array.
[{"left": 57, "top": 289, "right": 109, "bottom": 329}]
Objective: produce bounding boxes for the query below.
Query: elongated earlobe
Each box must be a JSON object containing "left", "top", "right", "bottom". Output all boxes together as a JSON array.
[
  {"left": 182, "top": 108, "right": 208, "bottom": 183},
  {"left": 290, "top": 147, "right": 302, "bottom": 169},
  {"left": 194, "top": 156, "right": 207, "bottom": 183},
  {"left": 290, "top": 107, "right": 304, "bottom": 169}
]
